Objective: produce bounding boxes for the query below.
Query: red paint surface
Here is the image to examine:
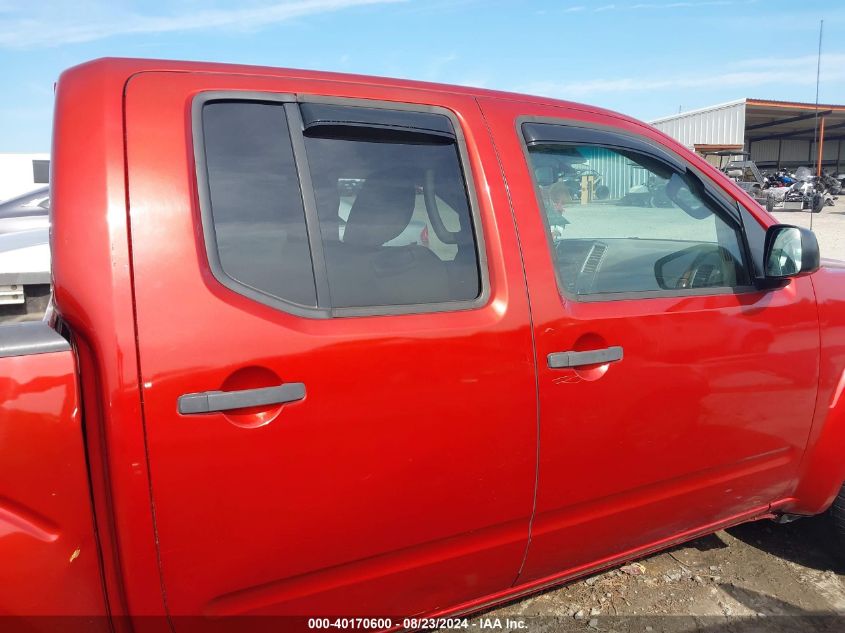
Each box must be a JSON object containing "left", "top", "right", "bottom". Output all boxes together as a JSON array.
[
  {"left": 124, "top": 72, "right": 536, "bottom": 618},
  {"left": 0, "top": 350, "right": 107, "bottom": 621},
  {"left": 51, "top": 60, "right": 167, "bottom": 632},
  {"left": 37, "top": 58, "right": 845, "bottom": 624},
  {"left": 478, "top": 97, "right": 821, "bottom": 584},
  {"left": 789, "top": 260, "right": 845, "bottom": 514}
]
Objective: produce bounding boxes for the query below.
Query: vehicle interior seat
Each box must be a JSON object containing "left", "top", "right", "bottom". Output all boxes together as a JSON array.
[{"left": 324, "top": 168, "right": 450, "bottom": 307}]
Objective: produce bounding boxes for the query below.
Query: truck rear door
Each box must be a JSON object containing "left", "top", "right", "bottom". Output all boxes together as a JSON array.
[{"left": 125, "top": 72, "right": 536, "bottom": 618}]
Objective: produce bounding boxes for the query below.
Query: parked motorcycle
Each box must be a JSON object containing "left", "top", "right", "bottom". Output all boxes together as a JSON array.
[
  {"left": 615, "top": 173, "right": 672, "bottom": 208},
  {"left": 821, "top": 172, "right": 842, "bottom": 196}
]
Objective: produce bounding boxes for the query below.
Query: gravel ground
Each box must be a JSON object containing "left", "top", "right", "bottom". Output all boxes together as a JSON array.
[
  {"left": 463, "top": 515, "right": 845, "bottom": 632},
  {"left": 772, "top": 195, "right": 845, "bottom": 261},
  {"left": 450, "top": 196, "right": 845, "bottom": 632}
]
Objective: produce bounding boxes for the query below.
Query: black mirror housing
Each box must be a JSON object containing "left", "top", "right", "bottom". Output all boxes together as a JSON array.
[{"left": 763, "top": 225, "right": 820, "bottom": 281}]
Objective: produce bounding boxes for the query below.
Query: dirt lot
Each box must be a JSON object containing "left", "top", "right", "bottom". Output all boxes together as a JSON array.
[
  {"left": 455, "top": 198, "right": 845, "bottom": 632},
  {"left": 467, "top": 516, "right": 845, "bottom": 632},
  {"left": 772, "top": 196, "right": 845, "bottom": 261}
]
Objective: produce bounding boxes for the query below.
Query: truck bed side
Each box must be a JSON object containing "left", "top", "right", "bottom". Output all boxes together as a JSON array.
[{"left": 0, "top": 322, "right": 107, "bottom": 619}]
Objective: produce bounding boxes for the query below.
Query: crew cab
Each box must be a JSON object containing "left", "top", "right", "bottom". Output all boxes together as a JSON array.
[{"left": 5, "top": 58, "right": 845, "bottom": 630}]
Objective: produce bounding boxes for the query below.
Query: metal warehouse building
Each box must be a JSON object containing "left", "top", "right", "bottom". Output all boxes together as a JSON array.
[{"left": 651, "top": 98, "right": 845, "bottom": 171}]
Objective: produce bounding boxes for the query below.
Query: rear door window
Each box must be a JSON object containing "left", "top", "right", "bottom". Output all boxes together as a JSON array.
[
  {"left": 202, "top": 101, "right": 317, "bottom": 307},
  {"left": 303, "top": 108, "right": 480, "bottom": 308},
  {"left": 197, "top": 98, "right": 483, "bottom": 315}
]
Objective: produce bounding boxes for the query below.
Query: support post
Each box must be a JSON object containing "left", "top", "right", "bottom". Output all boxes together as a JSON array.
[{"left": 817, "top": 116, "right": 826, "bottom": 176}]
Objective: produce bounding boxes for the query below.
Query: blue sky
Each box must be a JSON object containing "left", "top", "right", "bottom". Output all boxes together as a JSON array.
[{"left": 1, "top": 0, "right": 843, "bottom": 152}]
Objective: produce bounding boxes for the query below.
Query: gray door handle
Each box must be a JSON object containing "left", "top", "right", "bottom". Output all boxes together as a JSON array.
[
  {"left": 178, "top": 383, "right": 306, "bottom": 415},
  {"left": 547, "top": 346, "right": 623, "bottom": 369}
]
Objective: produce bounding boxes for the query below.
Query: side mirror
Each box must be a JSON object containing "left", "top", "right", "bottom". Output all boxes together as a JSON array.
[{"left": 764, "top": 225, "right": 820, "bottom": 279}]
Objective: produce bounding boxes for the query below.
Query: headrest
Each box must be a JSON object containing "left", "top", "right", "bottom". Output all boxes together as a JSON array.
[
  {"left": 549, "top": 180, "right": 572, "bottom": 204},
  {"left": 342, "top": 169, "right": 417, "bottom": 247}
]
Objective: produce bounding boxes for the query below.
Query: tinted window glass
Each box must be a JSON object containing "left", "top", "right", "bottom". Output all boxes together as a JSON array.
[
  {"left": 202, "top": 102, "right": 316, "bottom": 307},
  {"left": 304, "top": 116, "right": 480, "bottom": 308},
  {"left": 527, "top": 143, "right": 749, "bottom": 297}
]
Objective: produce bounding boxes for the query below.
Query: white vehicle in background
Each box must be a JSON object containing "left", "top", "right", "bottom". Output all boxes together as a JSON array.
[
  {"left": 0, "top": 186, "right": 50, "bottom": 235},
  {"left": 0, "top": 225, "right": 51, "bottom": 322},
  {"left": 0, "top": 153, "right": 50, "bottom": 201},
  {"left": 0, "top": 187, "right": 52, "bottom": 321}
]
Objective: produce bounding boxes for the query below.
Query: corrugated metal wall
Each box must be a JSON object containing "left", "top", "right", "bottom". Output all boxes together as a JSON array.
[
  {"left": 750, "top": 138, "right": 844, "bottom": 168},
  {"left": 587, "top": 148, "right": 650, "bottom": 199},
  {"left": 748, "top": 139, "right": 806, "bottom": 165},
  {"left": 650, "top": 100, "right": 844, "bottom": 171},
  {"left": 650, "top": 100, "right": 746, "bottom": 148},
  {"left": 819, "top": 139, "right": 842, "bottom": 163}
]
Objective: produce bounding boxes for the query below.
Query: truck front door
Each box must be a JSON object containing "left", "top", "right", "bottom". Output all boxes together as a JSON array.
[{"left": 480, "top": 97, "right": 820, "bottom": 585}]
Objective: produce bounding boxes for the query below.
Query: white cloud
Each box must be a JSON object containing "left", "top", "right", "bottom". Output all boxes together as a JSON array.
[
  {"left": 0, "top": 0, "right": 404, "bottom": 49},
  {"left": 559, "top": 1, "right": 745, "bottom": 13},
  {"left": 519, "top": 53, "right": 845, "bottom": 100},
  {"left": 735, "top": 53, "right": 845, "bottom": 71},
  {"left": 631, "top": 1, "right": 731, "bottom": 8}
]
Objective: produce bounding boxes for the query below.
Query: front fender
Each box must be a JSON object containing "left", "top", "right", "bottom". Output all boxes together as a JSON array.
[{"left": 788, "top": 262, "right": 845, "bottom": 514}]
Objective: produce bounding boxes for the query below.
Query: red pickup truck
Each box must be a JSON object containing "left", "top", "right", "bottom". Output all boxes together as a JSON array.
[{"left": 5, "top": 58, "right": 845, "bottom": 629}]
